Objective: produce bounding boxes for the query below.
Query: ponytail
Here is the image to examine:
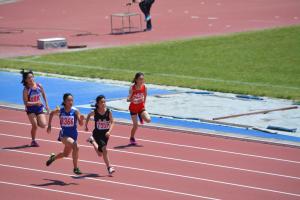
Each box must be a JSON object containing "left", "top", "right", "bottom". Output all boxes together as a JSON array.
[{"left": 20, "top": 69, "right": 33, "bottom": 87}]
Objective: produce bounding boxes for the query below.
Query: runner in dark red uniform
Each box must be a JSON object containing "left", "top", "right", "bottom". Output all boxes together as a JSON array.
[{"left": 128, "top": 72, "right": 151, "bottom": 145}]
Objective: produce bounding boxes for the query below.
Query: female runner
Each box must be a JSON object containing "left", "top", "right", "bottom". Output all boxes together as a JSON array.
[
  {"left": 21, "top": 69, "right": 49, "bottom": 147},
  {"left": 46, "top": 93, "right": 84, "bottom": 175},
  {"left": 85, "top": 95, "right": 115, "bottom": 175},
  {"left": 128, "top": 72, "right": 151, "bottom": 145}
]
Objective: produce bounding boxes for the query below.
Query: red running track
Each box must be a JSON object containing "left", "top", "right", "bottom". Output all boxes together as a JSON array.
[
  {"left": 1, "top": 0, "right": 300, "bottom": 57},
  {"left": 1, "top": 108, "right": 300, "bottom": 200}
]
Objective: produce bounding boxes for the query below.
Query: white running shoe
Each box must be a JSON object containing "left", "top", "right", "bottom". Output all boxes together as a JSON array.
[
  {"left": 108, "top": 166, "right": 115, "bottom": 175},
  {"left": 86, "top": 136, "right": 95, "bottom": 144}
]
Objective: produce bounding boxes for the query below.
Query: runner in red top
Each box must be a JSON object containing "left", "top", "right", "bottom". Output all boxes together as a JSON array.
[{"left": 127, "top": 72, "right": 151, "bottom": 145}]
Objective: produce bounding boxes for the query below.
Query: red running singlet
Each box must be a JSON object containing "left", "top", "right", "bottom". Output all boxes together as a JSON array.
[{"left": 129, "top": 84, "right": 146, "bottom": 114}]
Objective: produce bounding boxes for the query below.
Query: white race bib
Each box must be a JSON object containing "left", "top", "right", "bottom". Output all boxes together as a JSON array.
[{"left": 60, "top": 116, "right": 75, "bottom": 127}]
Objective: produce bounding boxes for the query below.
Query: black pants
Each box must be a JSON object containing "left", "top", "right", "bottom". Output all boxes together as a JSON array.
[{"left": 139, "top": 0, "right": 155, "bottom": 29}]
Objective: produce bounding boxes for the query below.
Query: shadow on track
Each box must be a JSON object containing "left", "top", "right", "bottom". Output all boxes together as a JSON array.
[
  {"left": 31, "top": 179, "right": 78, "bottom": 187},
  {"left": 2, "top": 145, "right": 32, "bottom": 150},
  {"left": 114, "top": 144, "right": 144, "bottom": 149}
]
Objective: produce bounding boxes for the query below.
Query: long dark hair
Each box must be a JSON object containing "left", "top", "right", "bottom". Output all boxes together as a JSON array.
[
  {"left": 94, "top": 95, "right": 105, "bottom": 110},
  {"left": 20, "top": 69, "right": 34, "bottom": 87},
  {"left": 132, "top": 72, "right": 144, "bottom": 84},
  {"left": 61, "top": 93, "right": 73, "bottom": 106}
]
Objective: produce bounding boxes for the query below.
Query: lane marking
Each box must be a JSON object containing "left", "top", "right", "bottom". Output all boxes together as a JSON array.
[
  {"left": 2, "top": 150, "right": 300, "bottom": 198},
  {"left": 0, "top": 163, "right": 219, "bottom": 200},
  {"left": 1, "top": 132, "right": 300, "bottom": 181},
  {"left": 0, "top": 180, "right": 111, "bottom": 200},
  {"left": 1, "top": 119, "right": 299, "bottom": 164},
  {"left": 4, "top": 59, "right": 300, "bottom": 90}
]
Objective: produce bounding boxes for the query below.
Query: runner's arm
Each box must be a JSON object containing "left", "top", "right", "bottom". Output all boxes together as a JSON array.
[{"left": 85, "top": 111, "right": 95, "bottom": 131}]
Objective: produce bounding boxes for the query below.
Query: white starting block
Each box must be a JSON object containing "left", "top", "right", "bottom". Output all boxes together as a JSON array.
[{"left": 37, "top": 37, "right": 67, "bottom": 49}]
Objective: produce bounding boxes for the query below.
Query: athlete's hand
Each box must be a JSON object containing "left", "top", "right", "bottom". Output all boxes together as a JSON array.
[
  {"left": 106, "top": 132, "right": 111, "bottom": 138},
  {"left": 36, "top": 101, "right": 43, "bottom": 106},
  {"left": 47, "top": 125, "right": 51, "bottom": 134}
]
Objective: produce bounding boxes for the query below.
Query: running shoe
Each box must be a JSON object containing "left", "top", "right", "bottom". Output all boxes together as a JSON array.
[
  {"left": 130, "top": 137, "right": 137, "bottom": 145},
  {"left": 73, "top": 167, "right": 82, "bottom": 175},
  {"left": 46, "top": 153, "right": 56, "bottom": 166},
  {"left": 30, "top": 140, "right": 40, "bottom": 147},
  {"left": 86, "top": 136, "right": 95, "bottom": 144},
  {"left": 146, "top": 15, "right": 151, "bottom": 21},
  {"left": 144, "top": 27, "right": 152, "bottom": 32},
  {"left": 108, "top": 166, "right": 115, "bottom": 175}
]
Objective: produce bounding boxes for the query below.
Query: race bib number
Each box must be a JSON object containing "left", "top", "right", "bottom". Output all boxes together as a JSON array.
[
  {"left": 30, "top": 94, "right": 40, "bottom": 102},
  {"left": 96, "top": 120, "right": 110, "bottom": 130},
  {"left": 133, "top": 93, "right": 144, "bottom": 104},
  {"left": 60, "top": 116, "right": 75, "bottom": 127}
]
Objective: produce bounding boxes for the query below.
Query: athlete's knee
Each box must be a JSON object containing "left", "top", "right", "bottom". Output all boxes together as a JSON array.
[
  {"left": 31, "top": 123, "right": 38, "bottom": 130},
  {"left": 132, "top": 122, "right": 138, "bottom": 129},
  {"left": 38, "top": 122, "right": 47, "bottom": 128},
  {"left": 145, "top": 117, "right": 151, "bottom": 123}
]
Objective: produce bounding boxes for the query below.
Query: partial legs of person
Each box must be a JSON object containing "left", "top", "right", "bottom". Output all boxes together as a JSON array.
[
  {"left": 27, "top": 113, "right": 39, "bottom": 147},
  {"left": 88, "top": 137, "right": 103, "bottom": 157},
  {"left": 37, "top": 113, "right": 47, "bottom": 128},
  {"left": 87, "top": 136, "right": 115, "bottom": 175},
  {"left": 139, "top": 0, "right": 155, "bottom": 31},
  {"left": 130, "top": 114, "right": 139, "bottom": 145},
  {"left": 140, "top": 110, "right": 151, "bottom": 123},
  {"left": 102, "top": 146, "right": 115, "bottom": 175},
  {"left": 72, "top": 142, "right": 79, "bottom": 170},
  {"left": 46, "top": 137, "right": 82, "bottom": 175}
]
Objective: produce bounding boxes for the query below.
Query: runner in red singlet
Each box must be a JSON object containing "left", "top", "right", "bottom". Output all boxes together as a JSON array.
[{"left": 127, "top": 72, "right": 151, "bottom": 145}]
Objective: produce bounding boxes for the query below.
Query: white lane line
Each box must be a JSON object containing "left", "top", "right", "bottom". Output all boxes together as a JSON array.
[
  {"left": 2, "top": 150, "right": 300, "bottom": 198},
  {"left": 0, "top": 180, "right": 111, "bottom": 200},
  {"left": 1, "top": 119, "right": 299, "bottom": 165},
  {"left": 1, "top": 132, "right": 300, "bottom": 181},
  {"left": 0, "top": 164, "right": 219, "bottom": 200},
  {"left": 5, "top": 59, "right": 300, "bottom": 90}
]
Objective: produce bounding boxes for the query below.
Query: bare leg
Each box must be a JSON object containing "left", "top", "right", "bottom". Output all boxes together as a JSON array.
[
  {"left": 72, "top": 142, "right": 79, "bottom": 169},
  {"left": 141, "top": 111, "right": 151, "bottom": 123},
  {"left": 37, "top": 114, "right": 47, "bottom": 128},
  {"left": 102, "top": 146, "right": 111, "bottom": 168},
  {"left": 27, "top": 113, "right": 38, "bottom": 141},
  {"left": 55, "top": 138, "right": 73, "bottom": 160},
  {"left": 130, "top": 115, "right": 139, "bottom": 138},
  {"left": 90, "top": 140, "right": 103, "bottom": 157}
]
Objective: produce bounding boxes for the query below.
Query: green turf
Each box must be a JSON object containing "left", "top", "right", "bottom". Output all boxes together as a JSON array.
[{"left": 1, "top": 25, "right": 300, "bottom": 100}]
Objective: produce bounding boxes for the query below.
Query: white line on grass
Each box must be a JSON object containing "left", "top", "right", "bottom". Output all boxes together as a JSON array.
[
  {"left": 0, "top": 131, "right": 300, "bottom": 181},
  {"left": 1, "top": 119, "right": 300, "bottom": 165},
  {"left": 5, "top": 58, "right": 300, "bottom": 90},
  {"left": 0, "top": 163, "right": 219, "bottom": 200},
  {"left": 0, "top": 180, "right": 112, "bottom": 200}
]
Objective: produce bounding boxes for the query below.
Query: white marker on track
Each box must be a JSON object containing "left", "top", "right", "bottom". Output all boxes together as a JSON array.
[{"left": 191, "top": 16, "right": 200, "bottom": 19}]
